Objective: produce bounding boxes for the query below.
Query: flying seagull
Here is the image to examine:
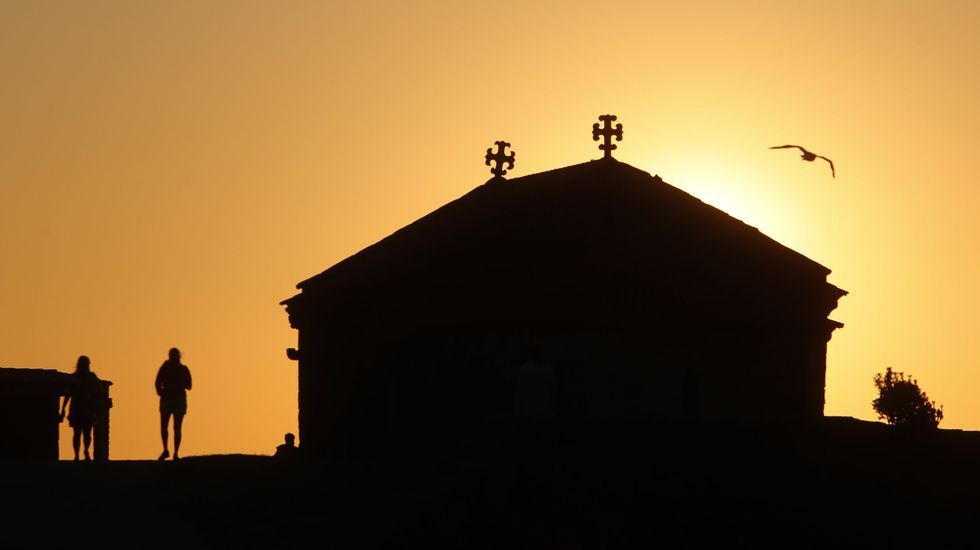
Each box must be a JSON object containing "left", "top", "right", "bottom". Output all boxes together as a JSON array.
[{"left": 769, "top": 144, "right": 835, "bottom": 178}]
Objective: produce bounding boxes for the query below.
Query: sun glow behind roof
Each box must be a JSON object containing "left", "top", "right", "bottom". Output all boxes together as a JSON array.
[{"left": 633, "top": 148, "right": 828, "bottom": 275}]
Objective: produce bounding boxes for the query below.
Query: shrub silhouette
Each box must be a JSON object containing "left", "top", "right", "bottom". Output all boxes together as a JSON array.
[{"left": 872, "top": 367, "right": 944, "bottom": 428}]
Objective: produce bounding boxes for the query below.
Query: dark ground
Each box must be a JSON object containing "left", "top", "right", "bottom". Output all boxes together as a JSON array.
[{"left": 3, "top": 417, "right": 979, "bottom": 548}]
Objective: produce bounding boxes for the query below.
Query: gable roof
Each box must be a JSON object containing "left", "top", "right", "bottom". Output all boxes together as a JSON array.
[{"left": 283, "top": 159, "right": 845, "bottom": 325}]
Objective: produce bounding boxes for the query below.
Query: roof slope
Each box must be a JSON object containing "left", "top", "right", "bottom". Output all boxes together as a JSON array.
[{"left": 284, "top": 159, "right": 845, "bottom": 325}]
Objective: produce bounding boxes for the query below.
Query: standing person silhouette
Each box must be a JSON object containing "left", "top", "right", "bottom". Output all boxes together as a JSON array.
[
  {"left": 156, "top": 347, "right": 192, "bottom": 461},
  {"left": 59, "top": 356, "right": 100, "bottom": 461}
]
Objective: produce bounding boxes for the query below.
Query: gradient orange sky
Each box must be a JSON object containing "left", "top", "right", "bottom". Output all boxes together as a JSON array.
[{"left": 2, "top": 2, "right": 978, "bottom": 458}]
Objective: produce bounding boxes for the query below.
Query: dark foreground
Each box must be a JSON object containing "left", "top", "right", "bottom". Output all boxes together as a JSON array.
[{"left": 4, "top": 417, "right": 979, "bottom": 548}]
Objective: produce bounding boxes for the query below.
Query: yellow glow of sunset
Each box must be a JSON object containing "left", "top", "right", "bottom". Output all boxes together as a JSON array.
[{"left": 2, "top": 1, "right": 979, "bottom": 458}]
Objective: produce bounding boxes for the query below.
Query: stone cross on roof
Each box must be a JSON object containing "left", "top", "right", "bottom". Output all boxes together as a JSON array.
[
  {"left": 592, "top": 114, "right": 623, "bottom": 159},
  {"left": 485, "top": 140, "right": 516, "bottom": 179}
]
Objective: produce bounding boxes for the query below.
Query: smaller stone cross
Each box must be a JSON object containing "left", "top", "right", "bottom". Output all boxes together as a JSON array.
[
  {"left": 485, "top": 141, "right": 516, "bottom": 178},
  {"left": 592, "top": 114, "right": 623, "bottom": 159}
]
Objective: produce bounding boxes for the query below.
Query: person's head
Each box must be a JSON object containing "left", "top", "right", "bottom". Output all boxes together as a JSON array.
[
  {"left": 75, "top": 355, "right": 90, "bottom": 374},
  {"left": 284, "top": 433, "right": 295, "bottom": 447},
  {"left": 168, "top": 347, "right": 181, "bottom": 362}
]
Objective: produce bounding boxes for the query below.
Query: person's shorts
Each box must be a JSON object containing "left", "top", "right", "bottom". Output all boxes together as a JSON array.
[
  {"left": 160, "top": 397, "right": 187, "bottom": 416},
  {"left": 68, "top": 410, "right": 94, "bottom": 429}
]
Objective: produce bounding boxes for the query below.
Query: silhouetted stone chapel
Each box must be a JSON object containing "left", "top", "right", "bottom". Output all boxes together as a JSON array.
[{"left": 282, "top": 116, "right": 847, "bottom": 455}]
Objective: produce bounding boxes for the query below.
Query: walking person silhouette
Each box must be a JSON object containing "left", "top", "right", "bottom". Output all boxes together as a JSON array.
[
  {"left": 59, "top": 355, "right": 101, "bottom": 461},
  {"left": 156, "top": 347, "right": 192, "bottom": 461}
]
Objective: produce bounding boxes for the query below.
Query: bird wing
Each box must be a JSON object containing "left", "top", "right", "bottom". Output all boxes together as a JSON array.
[
  {"left": 816, "top": 155, "right": 835, "bottom": 178},
  {"left": 769, "top": 144, "right": 805, "bottom": 151}
]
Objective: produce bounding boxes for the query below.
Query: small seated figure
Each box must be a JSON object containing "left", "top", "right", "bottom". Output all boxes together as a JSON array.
[{"left": 274, "top": 432, "right": 299, "bottom": 459}]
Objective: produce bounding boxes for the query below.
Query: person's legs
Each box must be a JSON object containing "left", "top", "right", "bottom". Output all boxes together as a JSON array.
[
  {"left": 173, "top": 413, "right": 184, "bottom": 460},
  {"left": 82, "top": 425, "right": 93, "bottom": 460},
  {"left": 72, "top": 427, "right": 81, "bottom": 460},
  {"left": 159, "top": 410, "right": 172, "bottom": 460}
]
